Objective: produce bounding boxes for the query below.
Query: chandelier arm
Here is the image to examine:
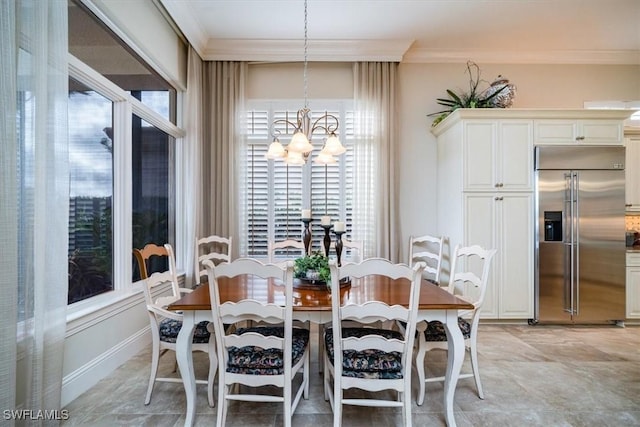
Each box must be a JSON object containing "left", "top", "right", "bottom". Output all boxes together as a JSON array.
[
  {"left": 310, "top": 114, "right": 340, "bottom": 134},
  {"left": 271, "top": 118, "right": 302, "bottom": 137}
]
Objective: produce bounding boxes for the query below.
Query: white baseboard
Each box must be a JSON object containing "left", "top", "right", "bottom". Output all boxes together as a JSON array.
[{"left": 61, "top": 327, "right": 151, "bottom": 407}]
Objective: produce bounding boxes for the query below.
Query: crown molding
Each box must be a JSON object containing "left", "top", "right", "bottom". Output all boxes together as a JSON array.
[
  {"left": 199, "top": 39, "right": 414, "bottom": 62},
  {"left": 160, "top": 0, "right": 209, "bottom": 56},
  {"left": 403, "top": 48, "right": 640, "bottom": 65}
]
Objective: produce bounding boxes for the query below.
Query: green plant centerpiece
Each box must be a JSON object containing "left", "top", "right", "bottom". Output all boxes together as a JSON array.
[
  {"left": 294, "top": 251, "right": 331, "bottom": 285},
  {"left": 429, "top": 61, "right": 516, "bottom": 127}
]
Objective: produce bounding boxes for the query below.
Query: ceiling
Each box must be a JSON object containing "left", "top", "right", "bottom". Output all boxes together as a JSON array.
[{"left": 159, "top": 0, "right": 640, "bottom": 64}]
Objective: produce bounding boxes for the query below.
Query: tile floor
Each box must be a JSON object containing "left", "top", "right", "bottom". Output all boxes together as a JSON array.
[{"left": 62, "top": 324, "right": 640, "bottom": 426}]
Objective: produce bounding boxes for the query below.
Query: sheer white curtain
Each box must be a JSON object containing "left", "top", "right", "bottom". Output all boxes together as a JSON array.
[
  {"left": 353, "top": 62, "right": 400, "bottom": 261},
  {"left": 1, "top": 0, "right": 69, "bottom": 419},
  {"left": 181, "top": 47, "right": 204, "bottom": 285},
  {"left": 198, "top": 61, "right": 247, "bottom": 259}
]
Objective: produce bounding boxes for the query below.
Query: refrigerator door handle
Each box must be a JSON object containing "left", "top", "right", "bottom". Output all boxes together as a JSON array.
[
  {"left": 563, "top": 172, "right": 573, "bottom": 315},
  {"left": 573, "top": 172, "right": 580, "bottom": 316}
]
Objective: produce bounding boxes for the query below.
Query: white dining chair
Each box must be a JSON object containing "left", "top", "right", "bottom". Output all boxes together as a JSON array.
[
  {"left": 324, "top": 258, "right": 425, "bottom": 427},
  {"left": 409, "top": 234, "right": 445, "bottom": 285},
  {"left": 341, "top": 238, "right": 363, "bottom": 263},
  {"left": 268, "top": 239, "right": 305, "bottom": 264},
  {"left": 415, "top": 244, "right": 496, "bottom": 405},
  {"left": 205, "top": 257, "right": 310, "bottom": 427},
  {"left": 139, "top": 245, "right": 217, "bottom": 407},
  {"left": 195, "top": 234, "right": 232, "bottom": 283}
]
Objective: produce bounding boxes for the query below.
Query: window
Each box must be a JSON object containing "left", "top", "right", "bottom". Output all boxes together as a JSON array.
[
  {"left": 239, "top": 101, "right": 354, "bottom": 259},
  {"left": 67, "top": 1, "right": 181, "bottom": 305},
  {"left": 131, "top": 116, "right": 175, "bottom": 281},
  {"left": 68, "top": 79, "right": 114, "bottom": 303}
]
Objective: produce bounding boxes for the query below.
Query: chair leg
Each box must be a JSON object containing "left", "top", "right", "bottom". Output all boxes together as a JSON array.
[
  {"left": 145, "top": 342, "right": 161, "bottom": 405},
  {"left": 323, "top": 354, "right": 330, "bottom": 401},
  {"left": 469, "top": 339, "right": 484, "bottom": 399},
  {"left": 207, "top": 348, "right": 218, "bottom": 407},
  {"left": 216, "top": 382, "right": 227, "bottom": 427},
  {"left": 333, "top": 384, "right": 342, "bottom": 427},
  {"left": 284, "top": 378, "right": 292, "bottom": 427},
  {"left": 415, "top": 333, "right": 427, "bottom": 406},
  {"left": 318, "top": 323, "right": 325, "bottom": 374},
  {"left": 403, "top": 382, "right": 412, "bottom": 427},
  {"left": 303, "top": 348, "right": 310, "bottom": 399}
]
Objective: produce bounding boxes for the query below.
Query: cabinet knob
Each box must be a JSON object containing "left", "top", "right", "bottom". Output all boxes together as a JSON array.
[
  {"left": 576, "top": 136, "right": 585, "bottom": 141},
  {"left": 495, "top": 196, "right": 503, "bottom": 201}
]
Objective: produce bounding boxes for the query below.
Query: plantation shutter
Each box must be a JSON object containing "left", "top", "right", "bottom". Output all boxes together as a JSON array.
[{"left": 241, "top": 101, "right": 354, "bottom": 259}]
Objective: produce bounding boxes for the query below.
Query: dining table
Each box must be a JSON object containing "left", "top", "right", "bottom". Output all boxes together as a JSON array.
[{"left": 167, "top": 274, "right": 474, "bottom": 427}]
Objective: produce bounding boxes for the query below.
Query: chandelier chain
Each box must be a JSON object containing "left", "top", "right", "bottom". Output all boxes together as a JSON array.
[
  {"left": 303, "top": 0, "right": 308, "bottom": 108},
  {"left": 265, "top": 0, "right": 345, "bottom": 164}
]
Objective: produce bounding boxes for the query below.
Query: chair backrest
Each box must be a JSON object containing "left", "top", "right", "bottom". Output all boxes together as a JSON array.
[
  {"left": 205, "top": 258, "right": 295, "bottom": 368},
  {"left": 141, "top": 270, "right": 183, "bottom": 322},
  {"left": 133, "top": 243, "right": 170, "bottom": 280},
  {"left": 341, "top": 239, "right": 363, "bottom": 263},
  {"left": 268, "top": 239, "right": 305, "bottom": 263},
  {"left": 446, "top": 244, "right": 496, "bottom": 315},
  {"left": 195, "top": 234, "right": 232, "bottom": 283},
  {"left": 409, "top": 234, "right": 444, "bottom": 284},
  {"left": 135, "top": 243, "right": 182, "bottom": 297},
  {"left": 328, "top": 258, "right": 425, "bottom": 380}
]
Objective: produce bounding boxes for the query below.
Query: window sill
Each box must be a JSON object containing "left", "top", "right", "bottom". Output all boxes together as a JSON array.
[
  {"left": 65, "top": 285, "right": 144, "bottom": 336},
  {"left": 65, "top": 271, "right": 186, "bottom": 336}
]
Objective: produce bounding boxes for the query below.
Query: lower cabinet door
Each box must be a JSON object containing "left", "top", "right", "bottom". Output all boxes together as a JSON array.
[
  {"left": 626, "top": 266, "right": 640, "bottom": 318},
  {"left": 464, "top": 192, "right": 534, "bottom": 319}
]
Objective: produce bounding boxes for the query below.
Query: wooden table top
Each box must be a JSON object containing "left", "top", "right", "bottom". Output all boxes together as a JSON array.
[{"left": 168, "top": 275, "right": 473, "bottom": 312}]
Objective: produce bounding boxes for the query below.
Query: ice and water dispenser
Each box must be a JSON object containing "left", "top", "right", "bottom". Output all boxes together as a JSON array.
[{"left": 544, "top": 211, "right": 562, "bottom": 242}]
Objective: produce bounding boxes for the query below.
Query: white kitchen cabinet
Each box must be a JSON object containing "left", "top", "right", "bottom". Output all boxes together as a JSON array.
[
  {"left": 463, "top": 193, "right": 534, "bottom": 319},
  {"left": 434, "top": 110, "right": 534, "bottom": 320},
  {"left": 433, "top": 109, "right": 629, "bottom": 320},
  {"left": 463, "top": 120, "right": 533, "bottom": 192},
  {"left": 534, "top": 119, "right": 623, "bottom": 145},
  {"left": 626, "top": 252, "right": 640, "bottom": 319},
  {"left": 625, "top": 135, "right": 640, "bottom": 211}
]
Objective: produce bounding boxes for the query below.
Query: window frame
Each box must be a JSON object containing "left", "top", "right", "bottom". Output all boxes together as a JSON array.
[{"left": 66, "top": 53, "right": 184, "bottom": 319}]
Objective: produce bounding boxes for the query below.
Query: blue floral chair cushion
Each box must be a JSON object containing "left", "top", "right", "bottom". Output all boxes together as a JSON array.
[
  {"left": 324, "top": 327, "right": 405, "bottom": 379},
  {"left": 159, "top": 319, "right": 211, "bottom": 344},
  {"left": 423, "top": 317, "right": 471, "bottom": 342},
  {"left": 226, "top": 326, "right": 310, "bottom": 375}
]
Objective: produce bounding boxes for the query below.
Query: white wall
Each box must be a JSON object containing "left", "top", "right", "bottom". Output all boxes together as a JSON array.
[{"left": 247, "top": 62, "right": 353, "bottom": 99}]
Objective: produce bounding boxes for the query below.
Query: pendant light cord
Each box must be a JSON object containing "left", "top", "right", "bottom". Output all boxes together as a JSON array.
[{"left": 303, "top": 0, "right": 308, "bottom": 109}]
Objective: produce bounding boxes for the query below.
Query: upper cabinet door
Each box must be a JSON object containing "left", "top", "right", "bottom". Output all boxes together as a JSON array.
[
  {"left": 463, "top": 120, "right": 533, "bottom": 192},
  {"left": 535, "top": 120, "right": 623, "bottom": 145},
  {"left": 498, "top": 121, "right": 533, "bottom": 191},
  {"left": 625, "top": 136, "right": 640, "bottom": 211},
  {"left": 463, "top": 121, "right": 495, "bottom": 191}
]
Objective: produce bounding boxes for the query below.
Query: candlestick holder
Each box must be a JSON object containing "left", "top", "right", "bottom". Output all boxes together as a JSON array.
[
  {"left": 321, "top": 224, "right": 333, "bottom": 257},
  {"left": 333, "top": 230, "right": 345, "bottom": 267},
  {"left": 301, "top": 218, "right": 312, "bottom": 256}
]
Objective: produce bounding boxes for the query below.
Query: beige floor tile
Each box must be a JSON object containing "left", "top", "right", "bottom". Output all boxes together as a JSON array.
[{"left": 63, "top": 324, "right": 640, "bottom": 426}]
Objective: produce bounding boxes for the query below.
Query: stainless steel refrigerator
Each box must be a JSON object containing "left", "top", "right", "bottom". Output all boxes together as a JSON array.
[{"left": 534, "top": 145, "right": 626, "bottom": 324}]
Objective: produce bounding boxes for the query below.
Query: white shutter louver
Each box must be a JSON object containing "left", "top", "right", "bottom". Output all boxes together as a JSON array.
[{"left": 241, "top": 101, "right": 354, "bottom": 259}]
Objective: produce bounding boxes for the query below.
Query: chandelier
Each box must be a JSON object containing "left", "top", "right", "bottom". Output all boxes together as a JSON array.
[{"left": 265, "top": 0, "right": 346, "bottom": 165}]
